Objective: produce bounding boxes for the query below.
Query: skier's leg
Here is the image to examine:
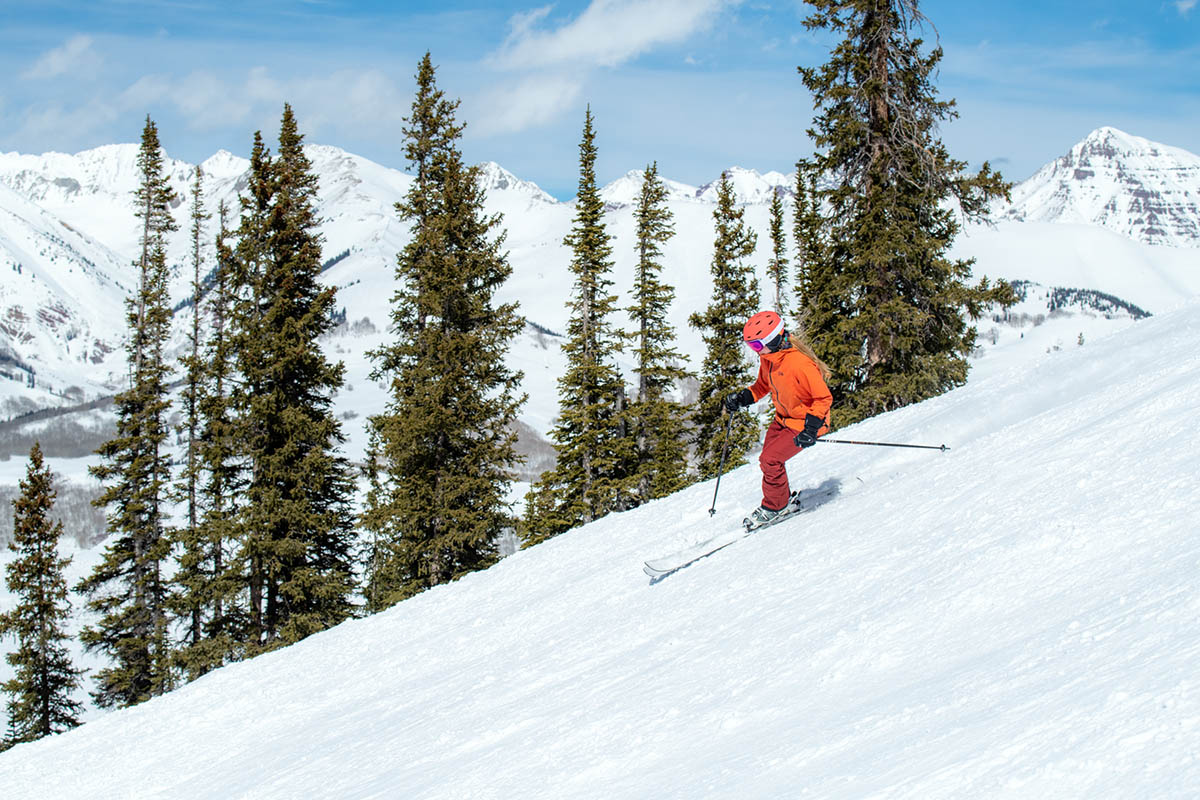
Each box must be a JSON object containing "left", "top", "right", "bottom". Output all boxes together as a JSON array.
[{"left": 759, "top": 419, "right": 803, "bottom": 511}]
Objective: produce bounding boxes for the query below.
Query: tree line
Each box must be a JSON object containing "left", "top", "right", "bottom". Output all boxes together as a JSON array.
[{"left": 1, "top": 0, "right": 1012, "bottom": 749}]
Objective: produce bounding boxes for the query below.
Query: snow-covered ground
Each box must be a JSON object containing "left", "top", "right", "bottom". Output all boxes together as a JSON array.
[{"left": 2, "top": 288, "right": 1198, "bottom": 797}]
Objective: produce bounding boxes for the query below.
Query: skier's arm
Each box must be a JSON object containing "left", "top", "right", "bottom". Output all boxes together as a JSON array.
[
  {"left": 782, "top": 359, "right": 833, "bottom": 433},
  {"left": 748, "top": 360, "right": 770, "bottom": 403}
]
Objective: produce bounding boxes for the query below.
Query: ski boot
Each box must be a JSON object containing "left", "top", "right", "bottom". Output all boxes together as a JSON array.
[
  {"left": 743, "top": 505, "right": 784, "bottom": 531},
  {"left": 743, "top": 492, "right": 803, "bottom": 531}
]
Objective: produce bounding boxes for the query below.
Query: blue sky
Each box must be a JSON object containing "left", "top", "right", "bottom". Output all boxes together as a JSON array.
[{"left": 1, "top": 0, "right": 1196, "bottom": 199}]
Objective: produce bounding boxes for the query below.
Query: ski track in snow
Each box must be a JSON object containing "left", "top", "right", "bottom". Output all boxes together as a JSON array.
[{"left": 2, "top": 298, "right": 1200, "bottom": 798}]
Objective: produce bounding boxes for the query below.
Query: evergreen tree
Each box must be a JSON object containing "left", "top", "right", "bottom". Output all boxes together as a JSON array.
[
  {"left": 170, "top": 164, "right": 215, "bottom": 680},
  {"left": 766, "top": 191, "right": 789, "bottom": 317},
  {"left": 191, "top": 201, "right": 248, "bottom": 668},
  {"left": 234, "top": 106, "right": 356, "bottom": 649},
  {"left": 229, "top": 131, "right": 273, "bottom": 648},
  {"left": 689, "top": 172, "right": 761, "bottom": 478},
  {"left": 78, "top": 117, "right": 177, "bottom": 708},
  {"left": 791, "top": 169, "right": 826, "bottom": 332},
  {"left": 364, "top": 53, "right": 526, "bottom": 609},
  {"left": 623, "top": 162, "right": 691, "bottom": 504},
  {"left": 524, "top": 108, "right": 629, "bottom": 544},
  {"left": 0, "top": 444, "right": 83, "bottom": 750},
  {"left": 795, "top": 0, "right": 1014, "bottom": 426}
]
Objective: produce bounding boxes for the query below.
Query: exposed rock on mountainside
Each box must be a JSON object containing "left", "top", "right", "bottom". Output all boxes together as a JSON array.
[{"left": 1005, "top": 127, "right": 1200, "bottom": 248}]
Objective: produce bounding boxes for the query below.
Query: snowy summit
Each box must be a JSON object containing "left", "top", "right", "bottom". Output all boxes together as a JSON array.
[{"left": 1005, "top": 126, "right": 1200, "bottom": 248}]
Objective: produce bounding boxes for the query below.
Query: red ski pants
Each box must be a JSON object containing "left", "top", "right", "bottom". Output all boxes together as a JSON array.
[{"left": 759, "top": 419, "right": 805, "bottom": 511}]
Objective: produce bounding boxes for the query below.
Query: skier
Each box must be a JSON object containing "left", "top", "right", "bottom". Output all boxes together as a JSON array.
[{"left": 724, "top": 310, "right": 833, "bottom": 529}]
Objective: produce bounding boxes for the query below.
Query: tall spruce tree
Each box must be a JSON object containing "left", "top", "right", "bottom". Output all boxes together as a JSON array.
[
  {"left": 0, "top": 444, "right": 83, "bottom": 750},
  {"left": 523, "top": 107, "right": 630, "bottom": 544},
  {"left": 791, "top": 169, "right": 826, "bottom": 333},
  {"left": 191, "top": 201, "right": 247, "bottom": 668},
  {"left": 170, "top": 164, "right": 216, "bottom": 681},
  {"left": 229, "top": 132, "right": 273, "bottom": 649},
  {"left": 78, "top": 116, "right": 177, "bottom": 708},
  {"left": 795, "top": 0, "right": 1013, "bottom": 426},
  {"left": 689, "top": 172, "right": 761, "bottom": 478},
  {"left": 363, "top": 54, "right": 525, "bottom": 610},
  {"left": 624, "top": 162, "right": 691, "bottom": 504},
  {"left": 234, "top": 106, "right": 356, "bottom": 650},
  {"left": 766, "top": 191, "right": 789, "bottom": 317}
]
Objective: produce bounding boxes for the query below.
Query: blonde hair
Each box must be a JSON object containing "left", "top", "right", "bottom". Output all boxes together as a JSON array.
[{"left": 788, "top": 333, "right": 832, "bottom": 382}]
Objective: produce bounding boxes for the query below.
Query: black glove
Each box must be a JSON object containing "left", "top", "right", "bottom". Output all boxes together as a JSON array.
[
  {"left": 724, "top": 388, "right": 753, "bottom": 413},
  {"left": 793, "top": 414, "right": 824, "bottom": 449}
]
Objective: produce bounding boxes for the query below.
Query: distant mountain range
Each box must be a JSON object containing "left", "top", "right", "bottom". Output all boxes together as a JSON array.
[{"left": 0, "top": 127, "right": 1197, "bottom": 424}]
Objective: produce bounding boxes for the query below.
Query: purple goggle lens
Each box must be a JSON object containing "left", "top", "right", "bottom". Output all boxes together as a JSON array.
[{"left": 746, "top": 339, "right": 766, "bottom": 352}]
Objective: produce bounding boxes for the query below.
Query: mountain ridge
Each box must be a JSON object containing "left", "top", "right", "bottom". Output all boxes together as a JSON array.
[
  {"left": 0, "top": 127, "right": 1197, "bottom": 424},
  {"left": 1003, "top": 126, "right": 1200, "bottom": 247}
]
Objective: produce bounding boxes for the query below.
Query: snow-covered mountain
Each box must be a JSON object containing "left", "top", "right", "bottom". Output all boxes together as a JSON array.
[
  {"left": 1, "top": 128, "right": 1198, "bottom": 438},
  {"left": 598, "top": 168, "right": 706, "bottom": 208},
  {"left": 0, "top": 180, "right": 131, "bottom": 415},
  {"left": 1004, "top": 126, "right": 1200, "bottom": 248},
  {"left": 3, "top": 293, "right": 1199, "bottom": 798},
  {"left": 597, "top": 165, "right": 792, "bottom": 208}
]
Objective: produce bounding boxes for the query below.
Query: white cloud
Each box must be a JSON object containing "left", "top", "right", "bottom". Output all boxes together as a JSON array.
[
  {"left": 476, "top": 0, "right": 733, "bottom": 136},
  {"left": 470, "top": 74, "right": 584, "bottom": 136},
  {"left": 1177, "top": 0, "right": 1197, "bottom": 14},
  {"left": 22, "top": 35, "right": 99, "bottom": 80},
  {"left": 492, "top": 0, "right": 732, "bottom": 71},
  {"left": 112, "top": 67, "right": 409, "bottom": 142},
  {"left": 5, "top": 100, "right": 121, "bottom": 151}
]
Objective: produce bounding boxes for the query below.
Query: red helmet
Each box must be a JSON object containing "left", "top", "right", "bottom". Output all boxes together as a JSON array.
[{"left": 743, "top": 311, "right": 785, "bottom": 353}]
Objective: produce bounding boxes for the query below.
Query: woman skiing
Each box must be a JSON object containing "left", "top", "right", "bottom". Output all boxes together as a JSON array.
[{"left": 724, "top": 310, "right": 833, "bottom": 529}]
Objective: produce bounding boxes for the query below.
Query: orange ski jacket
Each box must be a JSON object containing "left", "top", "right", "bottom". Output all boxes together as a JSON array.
[{"left": 748, "top": 345, "right": 833, "bottom": 435}]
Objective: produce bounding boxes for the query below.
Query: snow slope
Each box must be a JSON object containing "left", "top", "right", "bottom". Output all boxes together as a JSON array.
[
  {"left": 3, "top": 295, "right": 1199, "bottom": 798},
  {"left": 0, "top": 181, "right": 131, "bottom": 410}
]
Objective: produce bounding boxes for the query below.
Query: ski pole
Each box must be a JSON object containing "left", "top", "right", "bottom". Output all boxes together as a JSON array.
[
  {"left": 816, "top": 437, "right": 950, "bottom": 452},
  {"left": 708, "top": 409, "right": 736, "bottom": 516}
]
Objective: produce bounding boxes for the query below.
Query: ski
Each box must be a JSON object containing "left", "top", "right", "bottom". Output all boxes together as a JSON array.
[{"left": 643, "top": 488, "right": 835, "bottom": 579}]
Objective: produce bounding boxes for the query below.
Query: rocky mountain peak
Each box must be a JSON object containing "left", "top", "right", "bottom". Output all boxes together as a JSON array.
[{"left": 1005, "top": 127, "right": 1200, "bottom": 248}]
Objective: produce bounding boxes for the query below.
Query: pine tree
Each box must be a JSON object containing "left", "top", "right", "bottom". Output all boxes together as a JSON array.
[
  {"left": 229, "top": 131, "right": 273, "bottom": 648},
  {"left": 524, "top": 107, "right": 630, "bottom": 544},
  {"left": 364, "top": 53, "right": 526, "bottom": 610},
  {"left": 170, "top": 164, "right": 215, "bottom": 681},
  {"left": 791, "top": 169, "right": 826, "bottom": 333},
  {"left": 192, "top": 201, "right": 248, "bottom": 667},
  {"left": 689, "top": 172, "right": 761, "bottom": 478},
  {"left": 795, "top": 0, "right": 1014, "bottom": 426},
  {"left": 766, "top": 191, "right": 789, "bottom": 317},
  {"left": 234, "top": 106, "right": 356, "bottom": 649},
  {"left": 624, "top": 162, "right": 691, "bottom": 504},
  {"left": 78, "top": 116, "right": 177, "bottom": 708},
  {"left": 0, "top": 444, "right": 83, "bottom": 750}
]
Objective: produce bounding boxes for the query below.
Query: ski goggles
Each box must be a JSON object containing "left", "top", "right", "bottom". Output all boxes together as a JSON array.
[
  {"left": 744, "top": 318, "right": 785, "bottom": 353},
  {"left": 745, "top": 338, "right": 771, "bottom": 353}
]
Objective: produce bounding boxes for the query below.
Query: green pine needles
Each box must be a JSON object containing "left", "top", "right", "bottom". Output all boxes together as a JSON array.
[
  {"left": 78, "top": 116, "right": 178, "bottom": 708},
  {"left": 624, "top": 163, "right": 692, "bottom": 504},
  {"left": 689, "top": 172, "right": 761, "bottom": 479},
  {"left": 232, "top": 105, "right": 357, "bottom": 649},
  {"left": 524, "top": 107, "right": 631, "bottom": 545},
  {"left": 795, "top": 0, "right": 1014, "bottom": 427},
  {"left": 364, "top": 53, "right": 526, "bottom": 609},
  {"left": 0, "top": 444, "right": 84, "bottom": 750},
  {"left": 767, "top": 191, "right": 789, "bottom": 318}
]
